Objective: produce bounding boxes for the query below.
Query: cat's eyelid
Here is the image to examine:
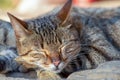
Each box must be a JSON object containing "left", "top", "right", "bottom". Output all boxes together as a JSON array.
[
  {"left": 60, "top": 39, "right": 79, "bottom": 52},
  {"left": 36, "top": 51, "right": 47, "bottom": 58},
  {"left": 29, "top": 51, "right": 46, "bottom": 58},
  {"left": 33, "top": 51, "right": 45, "bottom": 56}
]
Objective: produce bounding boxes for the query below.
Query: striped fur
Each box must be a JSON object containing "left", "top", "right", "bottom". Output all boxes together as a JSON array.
[
  {"left": 0, "top": 2, "right": 120, "bottom": 79},
  {"left": 27, "top": 15, "right": 62, "bottom": 45}
]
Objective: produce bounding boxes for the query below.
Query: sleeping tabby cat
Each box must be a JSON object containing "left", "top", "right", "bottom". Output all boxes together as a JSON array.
[{"left": 0, "top": 0, "right": 120, "bottom": 79}]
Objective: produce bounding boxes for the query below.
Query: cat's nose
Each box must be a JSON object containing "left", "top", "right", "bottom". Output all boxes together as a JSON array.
[
  {"left": 51, "top": 57, "right": 61, "bottom": 67},
  {"left": 53, "top": 60, "right": 60, "bottom": 67}
]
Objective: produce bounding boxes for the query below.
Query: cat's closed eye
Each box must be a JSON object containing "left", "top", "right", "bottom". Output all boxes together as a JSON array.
[
  {"left": 61, "top": 41, "right": 80, "bottom": 59},
  {"left": 31, "top": 54, "right": 41, "bottom": 58},
  {"left": 61, "top": 42, "right": 77, "bottom": 53},
  {"left": 29, "top": 52, "right": 46, "bottom": 60}
]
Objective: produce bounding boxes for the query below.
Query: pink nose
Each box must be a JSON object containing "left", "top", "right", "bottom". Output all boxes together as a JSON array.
[{"left": 53, "top": 61, "right": 60, "bottom": 66}]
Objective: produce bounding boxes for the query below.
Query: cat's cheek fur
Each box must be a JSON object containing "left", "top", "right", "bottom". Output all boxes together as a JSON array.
[
  {"left": 46, "top": 64, "right": 56, "bottom": 71},
  {"left": 15, "top": 56, "right": 38, "bottom": 68},
  {"left": 36, "top": 62, "right": 65, "bottom": 73}
]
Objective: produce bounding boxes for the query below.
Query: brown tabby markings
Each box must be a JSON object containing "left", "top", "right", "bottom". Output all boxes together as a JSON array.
[
  {"left": 0, "top": 0, "right": 120, "bottom": 79},
  {"left": 8, "top": 0, "right": 81, "bottom": 74}
]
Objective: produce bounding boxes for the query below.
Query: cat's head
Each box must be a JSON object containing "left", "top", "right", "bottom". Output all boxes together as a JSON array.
[{"left": 8, "top": 0, "right": 82, "bottom": 73}]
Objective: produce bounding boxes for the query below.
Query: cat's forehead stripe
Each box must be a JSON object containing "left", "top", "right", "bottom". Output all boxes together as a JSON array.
[{"left": 28, "top": 15, "right": 61, "bottom": 44}]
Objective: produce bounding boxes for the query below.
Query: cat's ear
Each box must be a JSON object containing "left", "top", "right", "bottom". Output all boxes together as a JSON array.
[
  {"left": 7, "top": 13, "right": 32, "bottom": 40},
  {"left": 56, "top": 0, "right": 72, "bottom": 25}
]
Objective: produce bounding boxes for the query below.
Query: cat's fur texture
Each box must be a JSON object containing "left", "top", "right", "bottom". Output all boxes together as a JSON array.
[{"left": 0, "top": 0, "right": 120, "bottom": 79}]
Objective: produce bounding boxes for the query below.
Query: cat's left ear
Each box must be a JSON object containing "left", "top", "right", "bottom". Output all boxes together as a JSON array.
[
  {"left": 7, "top": 13, "right": 32, "bottom": 40},
  {"left": 56, "top": 0, "right": 72, "bottom": 25}
]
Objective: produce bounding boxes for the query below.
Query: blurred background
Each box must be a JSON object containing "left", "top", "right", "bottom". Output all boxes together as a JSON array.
[{"left": 0, "top": 0, "right": 120, "bottom": 21}]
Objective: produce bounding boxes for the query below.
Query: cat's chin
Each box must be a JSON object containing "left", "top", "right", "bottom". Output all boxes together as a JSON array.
[
  {"left": 53, "top": 70, "right": 62, "bottom": 73},
  {"left": 48, "top": 66, "right": 63, "bottom": 73},
  {"left": 52, "top": 66, "right": 66, "bottom": 73}
]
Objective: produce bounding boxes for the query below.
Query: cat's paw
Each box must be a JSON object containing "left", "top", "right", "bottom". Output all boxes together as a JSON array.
[{"left": 37, "top": 70, "right": 62, "bottom": 80}]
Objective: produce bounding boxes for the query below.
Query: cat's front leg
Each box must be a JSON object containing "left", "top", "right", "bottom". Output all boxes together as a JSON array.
[
  {"left": 36, "top": 69, "right": 62, "bottom": 80},
  {"left": 0, "top": 47, "right": 28, "bottom": 73}
]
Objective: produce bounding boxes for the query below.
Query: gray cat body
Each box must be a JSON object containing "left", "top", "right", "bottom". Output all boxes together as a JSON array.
[{"left": 60, "top": 7, "right": 120, "bottom": 74}]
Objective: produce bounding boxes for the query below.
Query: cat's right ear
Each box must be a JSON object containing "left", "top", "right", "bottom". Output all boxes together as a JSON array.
[
  {"left": 56, "top": 0, "right": 72, "bottom": 25},
  {"left": 7, "top": 13, "right": 32, "bottom": 40}
]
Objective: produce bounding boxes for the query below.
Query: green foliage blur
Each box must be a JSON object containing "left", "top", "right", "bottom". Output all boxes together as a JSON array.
[{"left": 0, "top": 0, "right": 13, "bottom": 9}]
